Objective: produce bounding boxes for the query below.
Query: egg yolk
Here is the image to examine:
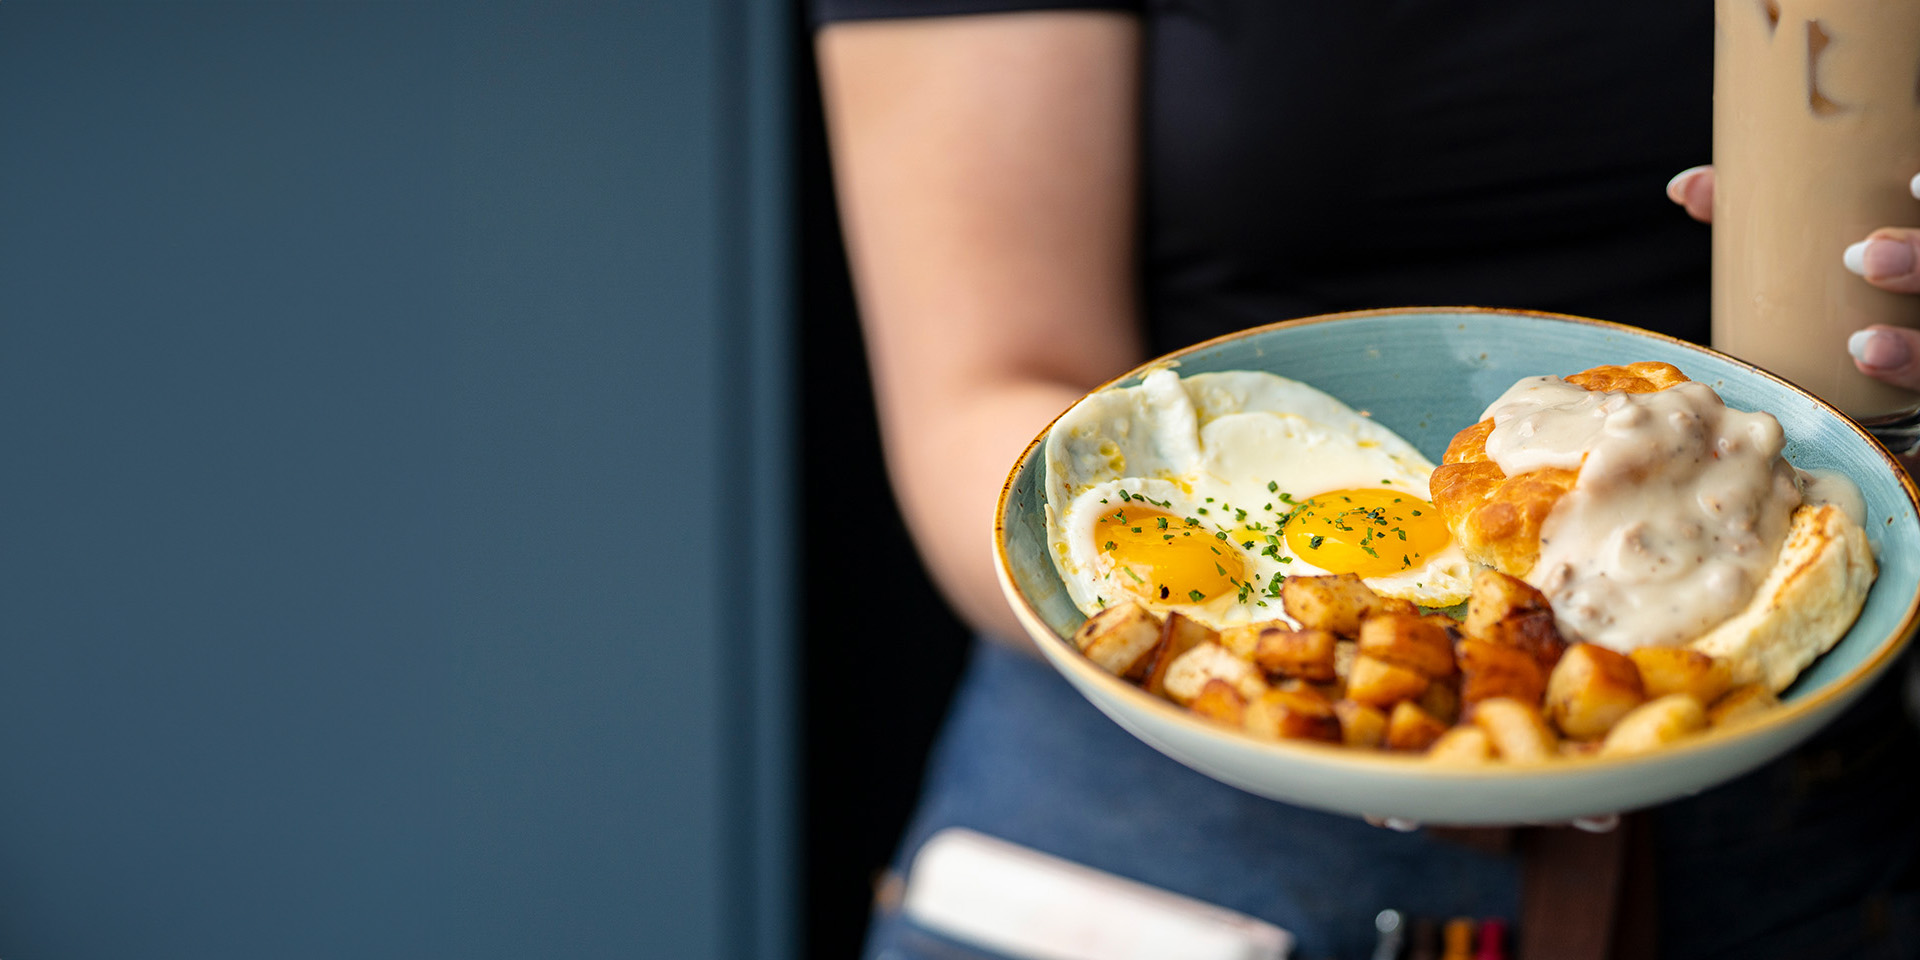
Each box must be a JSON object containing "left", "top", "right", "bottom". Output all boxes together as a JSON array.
[
  {"left": 1094, "top": 507, "right": 1249, "bottom": 604},
  {"left": 1283, "top": 488, "right": 1450, "bottom": 578}
]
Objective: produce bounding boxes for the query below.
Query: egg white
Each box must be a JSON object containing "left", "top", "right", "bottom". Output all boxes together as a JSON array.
[
  {"left": 1056, "top": 478, "right": 1287, "bottom": 628},
  {"left": 1045, "top": 369, "right": 1473, "bottom": 627}
]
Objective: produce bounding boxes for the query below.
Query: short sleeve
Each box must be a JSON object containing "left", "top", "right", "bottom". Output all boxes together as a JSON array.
[{"left": 811, "top": 0, "right": 1139, "bottom": 27}]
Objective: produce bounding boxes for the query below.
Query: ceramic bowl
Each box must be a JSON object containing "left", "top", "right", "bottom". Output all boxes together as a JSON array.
[{"left": 993, "top": 307, "right": 1920, "bottom": 824}]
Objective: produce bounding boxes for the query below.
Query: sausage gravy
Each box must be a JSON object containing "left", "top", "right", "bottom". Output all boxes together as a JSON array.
[{"left": 1481, "top": 376, "right": 1803, "bottom": 650}]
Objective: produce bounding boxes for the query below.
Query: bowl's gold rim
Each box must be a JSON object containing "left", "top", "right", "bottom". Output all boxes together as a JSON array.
[{"left": 993, "top": 306, "right": 1920, "bottom": 781}]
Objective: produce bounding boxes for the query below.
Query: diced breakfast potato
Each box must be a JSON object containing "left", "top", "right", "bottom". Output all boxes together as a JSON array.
[
  {"left": 1598, "top": 694, "right": 1708, "bottom": 757},
  {"left": 1251, "top": 626, "right": 1340, "bottom": 683},
  {"left": 1189, "top": 679, "right": 1248, "bottom": 727},
  {"left": 1244, "top": 683, "right": 1342, "bottom": 743},
  {"left": 1426, "top": 725, "right": 1494, "bottom": 764},
  {"left": 1545, "top": 643, "right": 1647, "bottom": 740},
  {"left": 1464, "top": 568, "right": 1551, "bottom": 637},
  {"left": 1162, "top": 641, "right": 1269, "bottom": 705},
  {"left": 1358, "top": 613, "right": 1456, "bottom": 678},
  {"left": 1707, "top": 683, "right": 1782, "bottom": 728},
  {"left": 1073, "top": 601, "right": 1165, "bottom": 679},
  {"left": 1333, "top": 640, "right": 1358, "bottom": 686},
  {"left": 1421, "top": 612, "right": 1464, "bottom": 642},
  {"left": 1457, "top": 637, "right": 1547, "bottom": 708},
  {"left": 1385, "top": 701, "right": 1449, "bottom": 752},
  {"left": 1216, "top": 622, "right": 1266, "bottom": 659},
  {"left": 1557, "top": 739, "right": 1603, "bottom": 760},
  {"left": 1144, "top": 612, "right": 1219, "bottom": 699},
  {"left": 1346, "top": 654, "right": 1431, "bottom": 708},
  {"left": 1465, "top": 569, "right": 1567, "bottom": 670},
  {"left": 1119, "top": 554, "right": 1793, "bottom": 766},
  {"left": 1472, "top": 697, "right": 1559, "bottom": 764},
  {"left": 1333, "top": 699, "right": 1388, "bottom": 749},
  {"left": 1631, "top": 647, "right": 1734, "bottom": 705},
  {"left": 1375, "top": 597, "right": 1420, "bottom": 617},
  {"left": 1281, "top": 574, "right": 1382, "bottom": 637},
  {"left": 1482, "top": 610, "right": 1569, "bottom": 672},
  {"left": 1417, "top": 678, "right": 1461, "bottom": 726}
]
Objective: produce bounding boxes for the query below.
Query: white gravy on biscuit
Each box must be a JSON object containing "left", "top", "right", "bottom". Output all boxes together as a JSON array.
[{"left": 1480, "top": 376, "right": 1802, "bottom": 651}]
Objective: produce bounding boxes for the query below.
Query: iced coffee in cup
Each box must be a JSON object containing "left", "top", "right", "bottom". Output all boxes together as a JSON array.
[{"left": 1712, "top": 0, "right": 1920, "bottom": 418}]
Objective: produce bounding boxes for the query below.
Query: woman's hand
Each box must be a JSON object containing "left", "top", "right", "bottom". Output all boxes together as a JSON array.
[
  {"left": 1668, "top": 166, "right": 1920, "bottom": 388},
  {"left": 1365, "top": 813, "right": 1620, "bottom": 833}
]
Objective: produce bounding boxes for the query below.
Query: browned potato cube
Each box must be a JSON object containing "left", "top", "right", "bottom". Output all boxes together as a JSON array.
[
  {"left": 1426, "top": 725, "right": 1494, "bottom": 764},
  {"left": 1216, "top": 621, "right": 1264, "bottom": 659},
  {"left": 1143, "top": 612, "right": 1218, "bottom": 699},
  {"left": 1072, "top": 601, "right": 1166, "bottom": 679},
  {"left": 1333, "top": 699, "right": 1389, "bottom": 749},
  {"left": 1333, "top": 640, "right": 1358, "bottom": 686},
  {"left": 1375, "top": 597, "right": 1420, "bottom": 617},
  {"left": 1482, "top": 611, "right": 1569, "bottom": 671},
  {"left": 1545, "top": 643, "right": 1647, "bottom": 740},
  {"left": 1281, "top": 574, "right": 1381, "bottom": 637},
  {"left": 1465, "top": 569, "right": 1567, "bottom": 669},
  {"left": 1385, "top": 701, "right": 1449, "bottom": 752},
  {"left": 1457, "top": 638, "right": 1547, "bottom": 708},
  {"left": 1251, "top": 626, "right": 1339, "bottom": 683},
  {"left": 1244, "top": 683, "right": 1341, "bottom": 743},
  {"left": 1558, "top": 739, "right": 1603, "bottom": 760},
  {"left": 1358, "top": 613, "right": 1456, "bottom": 678},
  {"left": 1417, "top": 677, "right": 1461, "bottom": 726},
  {"left": 1464, "top": 568, "right": 1552, "bottom": 636},
  {"left": 1707, "top": 683, "right": 1781, "bottom": 728},
  {"left": 1161, "top": 642, "right": 1270, "bottom": 705},
  {"left": 1189, "top": 679, "right": 1248, "bottom": 727},
  {"left": 1598, "top": 694, "right": 1708, "bottom": 757},
  {"left": 1346, "top": 654, "right": 1431, "bottom": 708},
  {"left": 1630, "top": 647, "right": 1733, "bottom": 705},
  {"left": 1472, "top": 697, "right": 1559, "bottom": 764}
]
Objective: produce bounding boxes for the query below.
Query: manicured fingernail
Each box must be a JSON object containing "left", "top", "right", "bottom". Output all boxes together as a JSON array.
[
  {"left": 1846, "top": 239, "right": 1916, "bottom": 279},
  {"left": 1849, "top": 328, "right": 1911, "bottom": 370},
  {"left": 1381, "top": 817, "right": 1419, "bottom": 833},
  {"left": 1911, "top": 172, "right": 1920, "bottom": 200},
  {"left": 1666, "top": 165, "right": 1709, "bottom": 204},
  {"left": 1857, "top": 238, "right": 1917, "bottom": 279},
  {"left": 1844, "top": 240, "right": 1870, "bottom": 275}
]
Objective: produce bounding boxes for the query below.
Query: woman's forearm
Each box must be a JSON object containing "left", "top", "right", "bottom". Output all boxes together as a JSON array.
[{"left": 818, "top": 12, "right": 1145, "bottom": 643}]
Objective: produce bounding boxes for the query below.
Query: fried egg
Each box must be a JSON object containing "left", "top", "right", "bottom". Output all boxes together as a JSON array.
[{"left": 1045, "top": 369, "right": 1472, "bottom": 629}]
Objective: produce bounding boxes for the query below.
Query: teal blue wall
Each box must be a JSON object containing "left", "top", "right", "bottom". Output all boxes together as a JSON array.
[{"left": 0, "top": 3, "right": 793, "bottom": 957}]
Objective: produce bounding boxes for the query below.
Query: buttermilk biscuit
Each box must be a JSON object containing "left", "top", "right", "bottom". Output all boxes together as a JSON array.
[
  {"left": 1689, "top": 503, "right": 1876, "bottom": 692},
  {"left": 1430, "top": 363, "right": 1688, "bottom": 577},
  {"left": 1432, "top": 363, "right": 1875, "bottom": 689}
]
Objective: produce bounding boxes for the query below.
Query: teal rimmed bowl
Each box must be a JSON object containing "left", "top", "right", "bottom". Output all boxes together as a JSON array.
[{"left": 993, "top": 307, "right": 1920, "bottom": 824}]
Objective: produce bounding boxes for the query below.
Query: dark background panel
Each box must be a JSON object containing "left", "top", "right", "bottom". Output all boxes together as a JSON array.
[{"left": 0, "top": 3, "right": 792, "bottom": 958}]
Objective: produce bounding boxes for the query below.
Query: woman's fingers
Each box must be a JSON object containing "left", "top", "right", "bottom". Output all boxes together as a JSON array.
[
  {"left": 1844, "top": 228, "right": 1920, "bottom": 294},
  {"left": 1672, "top": 166, "right": 1920, "bottom": 389},
  {"left": 1841, "top": 175, "right": 1920, "bottom": 294},
  {"left": 1362, "top": 814, "right": 1618, "bottom": 833},
  {"left": 1364, "top": 815, "right": 1422, "bottom": 832},
  {"left": 1848, "top": 325, "right": 1920, "bottom": 389},
  {"left": 1831, "top": 175, "right": 1920, "bottom": 393},
  {"left": 1666, "top": 165, "right": 1714, "bottom": 222}
]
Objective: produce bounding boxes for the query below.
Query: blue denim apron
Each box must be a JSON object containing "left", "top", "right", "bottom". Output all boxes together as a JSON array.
[{"left": 863, "top": 641, "right": 1920, "bottom": 960}]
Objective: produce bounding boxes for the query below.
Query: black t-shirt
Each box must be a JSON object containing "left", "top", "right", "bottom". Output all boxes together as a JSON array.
[{"left": 813, "top": 0, "right": 1713, "bottom": 356}]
